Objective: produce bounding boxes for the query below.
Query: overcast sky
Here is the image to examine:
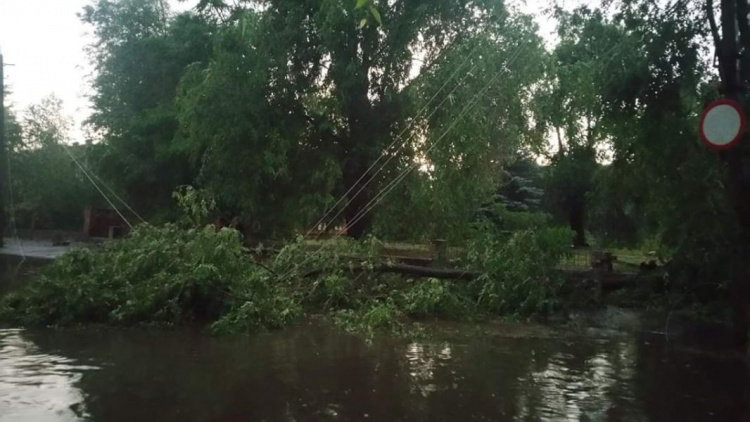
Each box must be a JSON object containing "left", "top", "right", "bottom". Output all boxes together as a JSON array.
[{"left": 0, "top": 0, "right": 562, "bottom": 143}]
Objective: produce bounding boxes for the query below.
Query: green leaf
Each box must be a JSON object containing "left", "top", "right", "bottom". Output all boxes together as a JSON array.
[
  {"left": 359, "top": 18, "right": 368, "bottom": 29},
  {"left": 355, "top": 0, "right": 368, "bottom": 10},
  {"left": 368, "top": 5, "right": 382, "bottom": 26}
]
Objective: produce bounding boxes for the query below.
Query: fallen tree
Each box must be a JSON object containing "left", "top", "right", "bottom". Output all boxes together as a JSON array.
[{"left": 302, "top": 261, "right": 481, "bottom": 281}]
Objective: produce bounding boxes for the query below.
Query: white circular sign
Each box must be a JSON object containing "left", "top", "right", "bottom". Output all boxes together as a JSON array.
[{"left": 700, "top": 100, "right": 746, "bottom": 151}]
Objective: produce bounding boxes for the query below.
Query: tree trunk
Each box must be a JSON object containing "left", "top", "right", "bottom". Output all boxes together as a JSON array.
[
  {"left": 725, "top": 145, "right": 750, "bottom": 349},
  {"left": 333, "top": 25, "right": 399, "bottom": 240},
  {"left": 306, "top": 262, "right": 480, "bottom": 280},
  {"left": 341, "top": 66, "right": 377, "bottom": 239},
  {"left": 732, "top": 0, "right": 750, "bottom": 353},
  {"left": 715, "top": 0, "right": 750, "bottom": 349},
  {"left": 570, "top": 195, "right": 587, "bottom": 248},
  {"left": 342, "top": 160, "right": 374, "bottom": 240}
]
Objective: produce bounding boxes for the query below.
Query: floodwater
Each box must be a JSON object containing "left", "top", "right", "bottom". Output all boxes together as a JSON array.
[{"left": 1, "top": 258, "right": 749, "bottom": 421}]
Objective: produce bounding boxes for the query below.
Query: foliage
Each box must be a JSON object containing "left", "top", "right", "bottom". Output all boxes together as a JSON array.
[
  {"left": 465, "top": 227, "right": 573, "bottom": 316},
  {"left": 6, "top": 0, "right": 745, "bottom": 333},
  {"left": 6, "top": 96, "right": 99, "bottom": 230},
  {"left": 528, "top": 1, "right": 733, "bottom": 295},
  {"left": 82, "top": 0, "right": 215, "bottom": 219},
  {"left": 498, "top": 157, "right": 545, "bottom": 213},
  {"left": 566, "top": 1, "right": 733, "bottom": 292},
  {"left": 0, "top": 216, "right": 573, "bottom": 334},
  {"left": 372, "top": 22, "right": 548, "bottom": 242},
  {"left": 81, "top": 0, "right": 552, "bottom": 239},
  {"left": 401, "top": 278, "right": 469, "bottom": 319},
  {"left": 476, "top": 201, "right": 551, "bottom": 233},
  {"left": 587, "top": 165, "right": 640, "bottom": 247},
  {"left": 173, "top": 13, "right": 330, "bottom": 236},
  {"left": 172, "top": 185, "right": 216, "bottom": 227},
  {"left": 545, "top": 144, "right": 598, "bottom": 247},
  {"left": 0, "top": 224, "right": 300, "bottom": 331}
]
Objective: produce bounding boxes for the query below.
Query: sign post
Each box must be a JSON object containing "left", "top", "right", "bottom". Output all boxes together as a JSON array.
[{"left": 699, "top": 99, "right": 746, "bottom": 151}]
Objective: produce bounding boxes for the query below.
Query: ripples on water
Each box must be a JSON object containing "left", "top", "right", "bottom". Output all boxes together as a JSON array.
[
  {"left": 0, "top": 329, "right": 96, "bottom": 421},
  {"left": 0, "top": 318, "right": 748, "bottom": 422}
]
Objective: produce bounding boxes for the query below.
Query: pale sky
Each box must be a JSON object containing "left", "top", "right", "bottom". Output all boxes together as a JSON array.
[
  {"left": 0, "top": 0, "right": 195, "bottom": 142},
  {"left": 0, "top": 0, "right": 563, "bottom": 143}
]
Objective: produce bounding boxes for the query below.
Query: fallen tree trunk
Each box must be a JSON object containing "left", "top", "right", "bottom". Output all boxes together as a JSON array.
[
  {"left": 374, "top": 262, "right": 480, "bottom": 280},
  {"left": 302, "top": 262, "right": 481, "bottom": 280}
]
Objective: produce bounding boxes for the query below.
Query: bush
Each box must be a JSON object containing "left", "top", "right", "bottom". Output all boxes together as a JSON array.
[
  {"left": 465, "top": 227, "right": 573, "bottom": 316},
  {"left": 0, "top": 219, "right": 574, "bottom": 334},
  {"left": 401, "top": 278, "right": 470, "bottom": 319},
  {"left": 476, "top": 203, "right": 551, "bottom": 232},
  {"left": 0, "top": 224, "right": 301, "bottom": 332}
]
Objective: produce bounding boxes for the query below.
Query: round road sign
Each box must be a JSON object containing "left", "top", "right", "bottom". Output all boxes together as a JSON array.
[{"left": 699, "top": 99, "right": 746, "bottom": 151}]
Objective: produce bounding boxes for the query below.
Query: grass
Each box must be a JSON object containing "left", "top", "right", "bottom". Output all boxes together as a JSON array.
[{"left": 559, "top": 247, "right": 655, "bottom": 273}]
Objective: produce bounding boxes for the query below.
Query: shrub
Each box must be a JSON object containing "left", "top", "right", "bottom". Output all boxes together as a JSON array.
[
  {"left": 465, "top": 227, "right": 573, "bottom": 316},
  {"left": 401, "top": 278, "right": 470, "bottom": 319},
  {"left": 0, "top": 224, "right": 301, "bottom": 332},
  {"left": 0, "top": 218, "right": 574, "bottom": 334}
]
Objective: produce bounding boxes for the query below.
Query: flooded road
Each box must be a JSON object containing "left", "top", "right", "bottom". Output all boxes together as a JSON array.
[{"left": 1, "top": 318, "right": 748, "bottom": 421}]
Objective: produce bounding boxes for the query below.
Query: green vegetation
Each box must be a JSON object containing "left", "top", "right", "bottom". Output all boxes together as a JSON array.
[
  {"left": 0, "top": 205, "right": 572, "bottom": 333},
  {"left": 2, "top": 0, "right": 750, "bottom": 342},
  {"left": 0, "top": 225, "right": 299, "bottom": 330},
  {"left": 4, "top": 97, "right": 101, "bottom": 230}
]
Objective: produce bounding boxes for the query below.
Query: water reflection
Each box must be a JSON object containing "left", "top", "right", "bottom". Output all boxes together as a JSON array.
[
  {"left": 526, "top": 339, "right": 641, "bottom": 421},
  {"left": 0, "top": 329, "right": 94, "bottom": 421},
  {"left": 405, "top": 342, "right": 454, "bottom": 397},
  {"left": 0, "top": 320, "right": 748, "bottom": 421}
]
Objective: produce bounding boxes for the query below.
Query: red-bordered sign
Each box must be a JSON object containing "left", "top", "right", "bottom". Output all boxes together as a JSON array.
[{"left": 699, "top": 99, "right": 746, "bottom": 151}]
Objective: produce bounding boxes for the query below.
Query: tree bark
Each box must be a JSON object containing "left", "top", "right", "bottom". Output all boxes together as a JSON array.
[
  {"left": 0, "top": 54, "right": 6, "bottom": 247},
  {"left": 570, "top": 195, "right": 587, "bottom": 248},
  {"left": 335, "top": 27, "right": 378, "bottom": 240},
  {"left": 735, "top": 0, "right": 750, "bottom": 84},
  {"left": 707, "top": 0, "right": 725, "bottom": 83},
  {"left": 302, "top": 261, "right": 480, "bottom": 280},
  {"left": 342, "top": 157, "right": 374, "bottom": 239},
  {"left": 716, "top": 0, "right": 750, "bottom": 349}
]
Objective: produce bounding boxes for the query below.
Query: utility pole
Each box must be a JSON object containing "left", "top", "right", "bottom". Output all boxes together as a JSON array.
[{"left": 0, "top": 51, "right": 5, "bottom": 248}]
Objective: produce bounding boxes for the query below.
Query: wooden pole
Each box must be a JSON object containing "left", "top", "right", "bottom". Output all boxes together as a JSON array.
[{"left": 0, "top": 52, "right": 6, "bottom": 248}]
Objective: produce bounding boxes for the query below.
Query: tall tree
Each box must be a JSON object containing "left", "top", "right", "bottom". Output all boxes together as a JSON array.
[
  {"left": 531, "top": 7, "right": 623, "bottom": 247},
  {"left": 178, "top": 0, "right": 545, "bottom": 239},
  {"left": 9, "top": 96, "right": 96, "bottom": 230},
  {"left": 81, "top": 0, "right": 214, "bottom": 219},
  {"left": 704, "top": 0, "right": 750, "bottom": 347},
  {"left": 559, "top": 1, "right": 750, "bottom": 334}
]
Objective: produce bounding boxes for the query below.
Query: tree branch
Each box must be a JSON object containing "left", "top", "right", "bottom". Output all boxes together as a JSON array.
[
  {"left": 721, "top": 0, "right": 739, "bottom": 91},
  {"left": 735, "top": 0, "right": 750, "bottom": 85},
  {"left": 707, "top": 0, "right": 723, "bottom": 77},
  {"left": 556, "top": 126, "right": 565, "bottom": 155},
  {"left": 250, "top": 259, "right": 278, "bottom": 277}
]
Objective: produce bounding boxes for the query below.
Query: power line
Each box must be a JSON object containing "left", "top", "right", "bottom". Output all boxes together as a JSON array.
[
  {"left": 306, "top": 40, "right": 483, "bottom": 238},
  {"left": 85, "top": 160, "right": 146, "bottom": 223},
  {"left": 278, "top": 39, "right": 530, "bottom": 281},
  {"left": 312, "top": 58, "right": 484, "bottom": 239},
  {"left": 343, "top": 47, "right": 526, "bottom": 235},
  {"left": 61, "top": 144, "right": 133, "bottom": 229},
  {"left": 61, "top": 142, "right": 146, "bottom": 224}
]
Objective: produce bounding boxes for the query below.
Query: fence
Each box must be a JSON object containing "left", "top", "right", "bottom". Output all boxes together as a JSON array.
[{"left": 560, "top": 248, "right": 645, "bottom": 274}]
